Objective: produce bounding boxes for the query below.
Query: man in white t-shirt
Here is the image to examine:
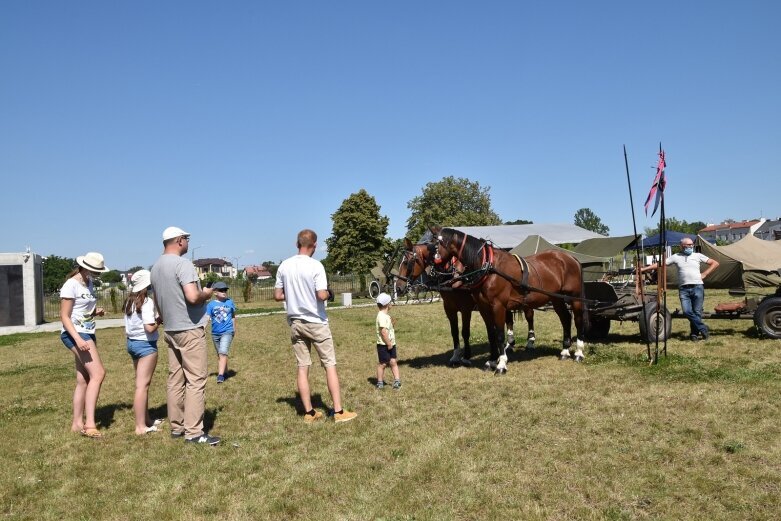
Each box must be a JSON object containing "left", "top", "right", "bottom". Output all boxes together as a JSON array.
[
  {"left": 642, "top": 237, "right": 719, "bottom": 341},
  {"left": 274, "top": 229, "right": 357, "bottom": 423}
]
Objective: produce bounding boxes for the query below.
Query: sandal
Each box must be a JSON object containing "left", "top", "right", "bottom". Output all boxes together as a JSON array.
[
  {"left": 80, "top": 428, "right": 103, "bottom": 439},
  {"left": 144, "top": 425, "right": 159, "bottom": 434}
]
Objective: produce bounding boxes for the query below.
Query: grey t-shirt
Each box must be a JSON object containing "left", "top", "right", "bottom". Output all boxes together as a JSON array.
[{"left": 151, "top": 254, "right": 207, "bottom": 332}]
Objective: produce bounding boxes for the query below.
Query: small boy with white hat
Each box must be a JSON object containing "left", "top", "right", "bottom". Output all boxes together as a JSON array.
[{"left": 375, "top": 293, "right": 401, "bottom": 390}]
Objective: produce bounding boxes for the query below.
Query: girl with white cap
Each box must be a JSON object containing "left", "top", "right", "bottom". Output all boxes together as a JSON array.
[
  {"left": 59, "top": 252, "right": 109, "bottom": 438},
  {"left": 124, "top": 270, "right": 163, "bottom": 435}
]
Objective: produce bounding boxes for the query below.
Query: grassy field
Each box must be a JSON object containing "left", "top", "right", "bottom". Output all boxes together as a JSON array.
[{"left": 2, "top": 290, "right": 780, "bottom": 520}]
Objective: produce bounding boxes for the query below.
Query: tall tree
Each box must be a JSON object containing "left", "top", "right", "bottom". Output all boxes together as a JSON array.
[
  {"left": 325, "top": 189, "right": 391, "bottom": 275},
  {"left": 406, "top": 176, "right": 501, "bottom": 241},
  {"left": 574, "top": 208, "right": 610, "bottom": 236},
  {"left": 42, "top": 254, "right": 76, "bottom": 293}
]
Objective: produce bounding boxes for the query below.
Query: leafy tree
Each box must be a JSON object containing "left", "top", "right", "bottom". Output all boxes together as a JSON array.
[
  {"left": 127, "top": 265, "right": 144, "bottom": 273},
  {"left": 101, "top": 270, "right": 122, "bottom": 284},
  {"left": 42, "top": 255, "right": 76, "bottom": 294},
  {"left": 644, "top": 218, "right": 707, "bottom": 237},
  {"left": 504, "top": 219, "right": 533, "bottom": 225},
  {"left": 204, "top": 272, "right": 220, "bottom": 285},
  {"left": 325, "top": 190, "right": 391, "bottom": 282},
  {"left": 574, "top": 208, "right": 610, "bottom": 236},
  {"left": 406, "top": 176, "right": 501, "bottom": 241}
]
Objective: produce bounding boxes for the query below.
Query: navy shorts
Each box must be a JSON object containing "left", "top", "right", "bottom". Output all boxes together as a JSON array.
[
  {"left": 376, "top": 344, "right": 397, "bottom": 364},
  {"left": 60, "top": 331, "right": 96, "bottom": 350}
]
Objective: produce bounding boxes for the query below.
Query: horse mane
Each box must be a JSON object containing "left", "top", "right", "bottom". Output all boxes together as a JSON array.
[{"left": 441, "top": 228, "right": 487, "bottom": 269}]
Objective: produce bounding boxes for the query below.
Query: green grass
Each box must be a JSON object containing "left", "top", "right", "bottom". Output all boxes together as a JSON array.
[{"left": 2, "top": 292, "right": 780, "bottom": 520}]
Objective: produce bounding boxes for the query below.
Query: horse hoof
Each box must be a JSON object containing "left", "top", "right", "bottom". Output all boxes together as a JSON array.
[
  {"left": 460, "top": 358, "right": 472, "bottom": 367},
  {"left": 494, "top": 368, "right": 507, "bottom": 375},
  {"left": 574, "top": 355, "right": 584, "bottom": 363}
]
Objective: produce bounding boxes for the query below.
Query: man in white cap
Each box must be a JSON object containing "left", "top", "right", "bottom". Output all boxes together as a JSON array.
[
  {"left": 274, "top": 229, "right": 357, "bottom": 423},
  {"left": 151, "top": 226, "right": 220, "bottom": 445}
]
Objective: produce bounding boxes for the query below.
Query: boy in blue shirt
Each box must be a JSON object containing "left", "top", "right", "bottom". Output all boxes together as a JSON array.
[{"left": 206, "top": 282, "right": 236, "bottom": 383}]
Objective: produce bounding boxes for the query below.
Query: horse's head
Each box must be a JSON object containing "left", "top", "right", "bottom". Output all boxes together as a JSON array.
[
  {"left": 395, "top": 238, "right": 436, "bottom": 294},
  {"left": 431, "top": 226, "right": 461, "bottom": 266}
]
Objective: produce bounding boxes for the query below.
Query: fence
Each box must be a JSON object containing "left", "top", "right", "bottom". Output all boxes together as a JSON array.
[{"left": 43, "top": 273, "right": 366, "bottom": 322}]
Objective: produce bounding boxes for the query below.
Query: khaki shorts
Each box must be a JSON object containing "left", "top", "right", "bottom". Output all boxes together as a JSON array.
[{"left": 290, "top": 319, "right": 337, "bottom": 368}]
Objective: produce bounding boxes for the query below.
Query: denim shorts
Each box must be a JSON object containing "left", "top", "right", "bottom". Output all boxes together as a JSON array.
[
  {"left": 126, "top": 339, "right": 158, "bottom": 360},
  {"left": 212, "top": 332, "right": 234, "bottom": 356},
  {"left": 60, "top": 332, "right": 95, "bottom": 350}
]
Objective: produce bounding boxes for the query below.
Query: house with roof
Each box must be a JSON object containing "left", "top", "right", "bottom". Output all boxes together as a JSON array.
[
  {"left": 753, "top": 218, "right": 781, "bottom": 241},
  {"left": 698, "top": 219, "right": 764, "bottom": 244},
  {"left": 193, "top": 258, "right": 236, "bottom": 279},
  {"left": 243, "top": 265, "right": 272, "bottom": 280}
]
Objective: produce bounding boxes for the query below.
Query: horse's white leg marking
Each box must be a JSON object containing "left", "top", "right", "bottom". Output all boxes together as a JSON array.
[
  {"left": 526, "top": 330, "right": 536, "bottom": 349},
  {"left": 574, "top": 339, "right": 585, "bottom": 362}
]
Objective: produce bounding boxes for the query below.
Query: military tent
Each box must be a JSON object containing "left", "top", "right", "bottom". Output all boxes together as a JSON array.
[
  {"left": 509, "top": 235, "right": 610, "bottom": 281},
  {"left": 574, "top": 235, "right": 639, "bottom": 258},
  {"left": 696, "top": 234, "right": 781, "bottom": 289}
]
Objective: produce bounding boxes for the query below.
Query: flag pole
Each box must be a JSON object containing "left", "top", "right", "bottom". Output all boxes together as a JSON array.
[
  {"left": 660, "top": 142, "right": 668, "bottom": 358},
  {"left": 624, "top": 145, "right": 651, "bottom": 361}
]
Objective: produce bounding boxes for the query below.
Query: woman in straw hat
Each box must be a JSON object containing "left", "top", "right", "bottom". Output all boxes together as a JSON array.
[
  {"left": 124, "top": 270, "right": 163, "bottom": 435},
  {"left": 59, "top": 252, "right": 110, "bottom": 438}
]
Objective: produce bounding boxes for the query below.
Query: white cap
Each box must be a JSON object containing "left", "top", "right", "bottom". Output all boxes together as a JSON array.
[
  {"left": 377, "top": 293, "right": 392, "bottom": 306},
  {"left": 129, "top": 270, "right": 152, "bottom": 293},
  {"left": 162, "top": 226, "right": 189, "bottom": 241}
]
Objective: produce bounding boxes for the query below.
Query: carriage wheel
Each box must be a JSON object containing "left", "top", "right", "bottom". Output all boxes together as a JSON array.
[
  {"left": 585, "top": 316, "right": 611, "bottom": 341},
  {"left": 368, "top": 280, "right": 381, "bottom": 299},
  {"left": 754, "top": 297, "right": 781, "bottom": 339},
  {"left": 638, "top": 303, "right": 672, "bottom": 342}
]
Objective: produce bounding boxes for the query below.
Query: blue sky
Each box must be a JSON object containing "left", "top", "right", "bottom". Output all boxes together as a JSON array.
[{"left": 2, "top": 1, "right": 778, "bottom": 270}]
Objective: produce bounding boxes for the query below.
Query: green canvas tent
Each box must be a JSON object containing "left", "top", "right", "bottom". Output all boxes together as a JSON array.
[
  {"left": 573, "top": 234, "right": 640, "bottom": 258},
  {"left": 696, "top": 234, "right": 781, "bottom": 289},
  {"left": 509, "top": 235, "right": 609, "bottom": 281}
]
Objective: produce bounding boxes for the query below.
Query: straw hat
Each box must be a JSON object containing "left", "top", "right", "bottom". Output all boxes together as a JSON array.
[{"left": 76, "top": 252, "right": 109, "bottom": 273}]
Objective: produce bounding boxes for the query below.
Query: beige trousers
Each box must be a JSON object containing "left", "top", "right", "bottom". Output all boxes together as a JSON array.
[{"left": 164, "top": 327, "right": 208, "bottom": 438}]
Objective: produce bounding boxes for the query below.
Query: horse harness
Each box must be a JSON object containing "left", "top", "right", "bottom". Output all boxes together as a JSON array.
[{"left": 438, "top": 232, "right": 597, "bottom": 305}]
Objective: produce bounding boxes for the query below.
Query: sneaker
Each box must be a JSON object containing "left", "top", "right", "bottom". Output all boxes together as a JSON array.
[
  {"left": 690, "top": 335, "right": 699, "bottom": 342},
  {"left": 170, "top": 431, "right": 185, "bottom": 439},
  {"left": 376, "top": 381, "right": 385, "bottom": 390},
  {"left": 216, "top": 374, "right": 225, "bottom": 384},
  {"left": 303, "top": 410, "right": 324, "bottom": 423},
  {"left": 701, "top": 330, "right": 710, "bottom": 341},
  {"left": 334, "top": 410, "right": 357, "bottom": 423},
  {"left": 184, "top": 434, "right": 221, "bottom": 445},
  {"left": 392, "top": 380, "right": 402, "bottom": 390}
]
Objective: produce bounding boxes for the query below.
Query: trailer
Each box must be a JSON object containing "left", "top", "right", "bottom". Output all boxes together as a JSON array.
[{"left": 583, "top": 277, "right": 781, "bottom": 342}]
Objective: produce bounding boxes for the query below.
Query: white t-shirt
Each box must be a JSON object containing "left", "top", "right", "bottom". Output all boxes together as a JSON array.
[
  {"left": 666, "top": 252, "right": 710, "bottom": 286},
  {"left": 275, "top": 254, "right": 328, "bottom": 324},
  {"left": 60, "top": 278, "right": 97, "bottom": 334},
  {"left": 125, "top": 298, "right": 159, "bottom": 341}
]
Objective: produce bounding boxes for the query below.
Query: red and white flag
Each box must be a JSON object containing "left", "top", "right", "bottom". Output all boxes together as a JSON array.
[{"left": 644, "top": 149, "right": 666, "bottom": 217}]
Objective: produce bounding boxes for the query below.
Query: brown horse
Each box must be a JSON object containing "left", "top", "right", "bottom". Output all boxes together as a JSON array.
[
  {"left": 431, "top": 227, "right": 588, "bottom": 373},
  {"left": 395, "top": 239, "right": 529, "bottom": 366}
]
